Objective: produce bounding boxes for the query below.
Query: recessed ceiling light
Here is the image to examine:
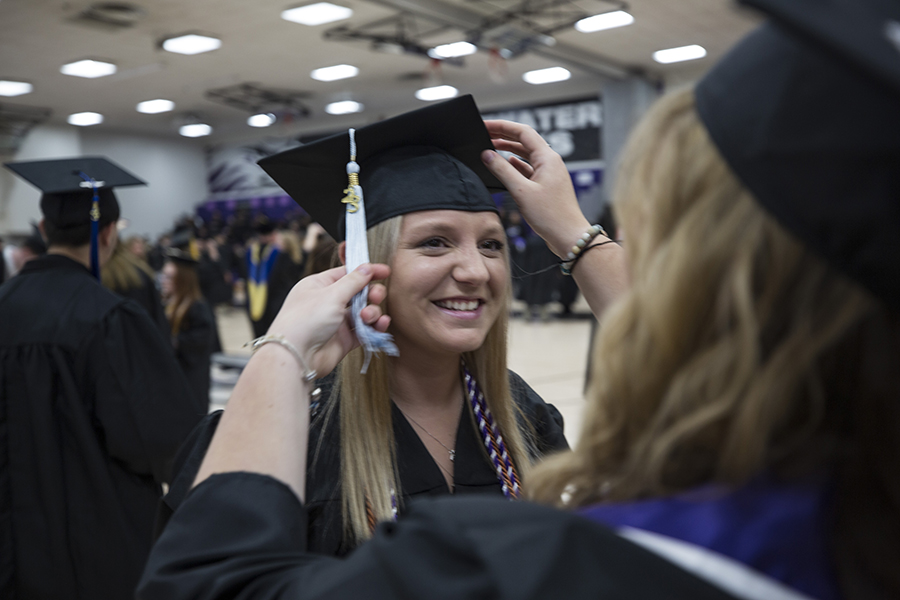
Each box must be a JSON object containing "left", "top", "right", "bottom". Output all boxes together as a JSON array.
[
  {"left": 179, "top": 123, "right": 212, "bottom": 137},
  {"left": 67, "top": 112, "right": 104, "bottom": 126},
  {"left": 162, "top": 34, "right": 222, "bottom": 55},
  {"left": 136, "top": 99, "right": 175, "bottom": 114},
  {"left": 310, "top": 64, "right": 359, "bottom": 82},
  {"left": 0, "top": 80, "right": 33, "bottom": 97},
  {"left": 282, "top": 3, "right": 353, "bottom": 26},
  {"left": 60, "top": 59, "right": 117, "bottom": 79},
  {"left": 325, "top": 100, "right": 363, "bottom": 115},
  {"left": 523, "top": 66, "right": 571, "bottom": 85},
  {"left": 415, "top": 85, "right": 458, "bottom": 101},
  {"left": 575, "top": 10, "right": 634, "bottom": 33},
  {"left": 428, "top": 41, "right": 477, "bottom": 59},
  {"left": 653, "top": 44, "right": 707, "bottom": 64},
  {"left": 248, "top": 113, "right": 277, "bottom": 127}
]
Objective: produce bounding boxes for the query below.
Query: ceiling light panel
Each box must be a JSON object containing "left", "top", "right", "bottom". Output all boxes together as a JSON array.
[
  {"left": 162, "top": 34, "right": 222, "bottom": 55},
  {"left": 248, "top": 113, "right": 276, "bottom": 127},
  {"left": 0, "top": 80, "right": 33, "bottom": 97},
  {"left": 67, "top": 112, "right": 104, "bottom": 126},
  {"left": 282, "top": 3, "right": 353, "bottom": 26},
  {"left": 136, "top": 99, "right": 175, "bottom": 114},
  {"left": 522, "top": 66, "right": 571, "bottom": 85},
  {"left": 428, "top": 42, "right": 477, "bottom": 59},
  {"left": 325, "top": 100, "right": 363, "bottom": 115},
  {"left": 575, "top": 11, "right": 634, "bottom": 33},
  {"left": 653, "top": 44, "right": 707, "bottom": 64},
  {"left": 415, "top": 85, "right": 458, "bottom": 101},
  {"left": 179, "top": 123, "right": 212, "bottom": 137},
  {"left": 60, "top": 59, "right": 117, "bottom": 78},
  {"left": 310, "top": 64, "right": 359, "bottom": 82}
]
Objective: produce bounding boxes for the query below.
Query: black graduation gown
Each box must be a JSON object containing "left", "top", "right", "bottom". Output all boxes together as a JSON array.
[
  {"left": 172, "top": 300, "right": 216, "bottom": 415},
  {"left": 519, "top": 235, "right": 561, "bottom": 307},
  {"left": 197, "top": 254, "right": 231, "bottom": 307},
  {"left": 138, "top": 472, "right": 740, "bottom": 600},
  {"left": 158, "top": 370, "right": 569, "bottom": 556},
  {"left": 0, "top": 255, "right": 203, "bottom": 600},
  {"left": 115, "top": 267, "right": 170, "bottom": 341}
]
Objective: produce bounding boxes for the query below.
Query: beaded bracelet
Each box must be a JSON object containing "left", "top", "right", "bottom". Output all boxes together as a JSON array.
[
  {"left": 560, "top": 224, "right": 608, "bottom": 275},
  {"left": 245, "top": 335, "right": 318, "bottom": 384}
]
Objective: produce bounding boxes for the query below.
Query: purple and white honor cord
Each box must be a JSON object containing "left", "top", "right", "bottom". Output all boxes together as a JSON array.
[{"left": 464, "top": 364, "right": 521, "bottom": 499}]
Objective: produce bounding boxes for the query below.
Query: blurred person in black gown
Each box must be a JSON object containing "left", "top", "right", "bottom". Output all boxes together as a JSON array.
[
  {"left": 519, "top": 232, "right": 560, "bottom": 321},
  {"left": 245, "top": 217, "right": 295, "bottom": 337},
  {"left": 278, "top": 228, "right": 307, "bottom": 284},
  {"left": 102, "top": 238, "right": 169, "bottom": 339},
  {"left": 196, "top": 237, "right": 231, "bottom": 308},
  {"left": 146, "top": 232, "right": 169, "bottom": 272},
  {"left": 16, "top": 224, "right": 48, "bottom": 267},
  {"left": 140, "top": 1, "right": 900, "bottom": 598},
  {"left": 0, "top": 157, "right": 200, "bottom": 600},
  {"left": 162, "top": 243, "right": 216, "bottom": 415}
]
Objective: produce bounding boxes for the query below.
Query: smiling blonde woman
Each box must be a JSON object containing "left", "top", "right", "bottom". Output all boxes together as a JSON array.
[{"left": 158, "top": 97, "right": 570, "bottom": 555}]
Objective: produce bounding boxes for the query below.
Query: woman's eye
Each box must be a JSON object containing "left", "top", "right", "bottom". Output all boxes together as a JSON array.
[
  {"left": 420, "top": 237, "right": 447, "bottom": 249},
  {"left": 480, "top": 239, "right": 505, "bottom": 252}
]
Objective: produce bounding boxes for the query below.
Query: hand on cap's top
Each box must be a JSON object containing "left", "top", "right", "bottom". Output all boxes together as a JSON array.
[
  {"left": 267, "top": 264, "right": 391, "bottom": 377},
  {"left": 482, "top": 120, "right": 591, "bottom": 258}
]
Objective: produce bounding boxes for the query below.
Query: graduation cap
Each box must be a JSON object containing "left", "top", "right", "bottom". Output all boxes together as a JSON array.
[
  {"left": 695, "top": 0, "right": 900, "bottom": 309},
  {"left": 167, "top": 227, "right": 198, "bottom": 265},
  {"left": 257, "top": 94, "right": 503, "bottom": 241},
  {"left": 3, "top": 157, "right": 146, "bottom": 279}
]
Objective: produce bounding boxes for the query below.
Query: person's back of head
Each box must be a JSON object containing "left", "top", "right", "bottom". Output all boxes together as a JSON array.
[{"left": 530, "top": 71, "right": 899, "bottom": 600}]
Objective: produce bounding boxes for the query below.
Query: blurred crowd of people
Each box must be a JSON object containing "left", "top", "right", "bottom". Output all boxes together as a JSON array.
[{"left": 0, "top": 200, "right": 591, "bottom": 412}]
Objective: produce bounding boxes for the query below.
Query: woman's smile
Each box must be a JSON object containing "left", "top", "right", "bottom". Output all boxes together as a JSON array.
[{"left": 432, "top": 297, "right": 485, "bottom": 319}]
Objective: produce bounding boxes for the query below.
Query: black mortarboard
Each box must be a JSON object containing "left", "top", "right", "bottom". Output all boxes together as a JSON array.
[
  {"left": 695, "top": 0, "right": 900, "bottom": 309},
  {"left": 4, "top": 157, "right": 146, "bottom": 279},
  {"left": 168, "top": 227, "right": 199, "bottom": 265},
  {"left": 4, "top": 157, "right": 145, "bottom": 228},
  {"left": 254, "top": 216, "right": 276, "bottom": 236},
  {"left": 23, "top": 223, "right": 47, "bottom": 256},
  {"left": 257, "top": 95, "right": 503, "bottom": 241}
]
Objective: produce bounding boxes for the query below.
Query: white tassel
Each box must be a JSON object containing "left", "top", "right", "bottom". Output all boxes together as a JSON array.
[{"left": 343, "top": 128, "right": 399, "bottom": 373}]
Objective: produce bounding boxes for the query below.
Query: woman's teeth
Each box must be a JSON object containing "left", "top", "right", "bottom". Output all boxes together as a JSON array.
[{"left": 435, "top": 299, "right": 479, "bottom": 311}]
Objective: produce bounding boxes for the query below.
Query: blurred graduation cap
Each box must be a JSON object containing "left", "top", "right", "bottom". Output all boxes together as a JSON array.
[
  {"left": 257, "top": 94, "right": 503, "bottom": 241},
  {"left": 695, "top": 0, "right": 900, "bottom": 309},
  {"left": 22, "top": 223, "right": 47, "bottom": 257},
  {"left": 253, "top": 216, "right": 276, "bottom": 236},
  {"left": 3, "top": 157, "right": 146, "bottom": 279},
  {"left": 167, "top": 227, "right": 199, "bottom": 265}
]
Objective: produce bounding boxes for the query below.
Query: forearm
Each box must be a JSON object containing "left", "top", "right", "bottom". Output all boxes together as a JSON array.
[
  {"left": 193, "top": 343, "right": 309, "bottom": 501},
  {"left": 541, "top": 218, "right": 628, "bottom": 322},
  {"left": 570, "top": 239, "right": 627, "bottom": 321}
]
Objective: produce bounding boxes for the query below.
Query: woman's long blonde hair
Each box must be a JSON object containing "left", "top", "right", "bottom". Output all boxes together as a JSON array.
[
  {"left": 529, "top": 88, "right": 887, "bottom": 507},
  {"left": 102, "top": 241, "right": 155, "bottom": 293},
  {"left": 329, "top": 214, "right": 532, "bottom": 545}
]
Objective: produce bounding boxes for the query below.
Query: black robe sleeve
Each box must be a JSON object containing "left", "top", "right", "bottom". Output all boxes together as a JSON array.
[
  {"left": 89, "top": 301, "right": 204, "bottom": 483},
  {"left": 508, "top": 370, "right": 569, "bottom": 456},
  {"left": 139, "top": 473, "right": 740, "bottom": 600}
]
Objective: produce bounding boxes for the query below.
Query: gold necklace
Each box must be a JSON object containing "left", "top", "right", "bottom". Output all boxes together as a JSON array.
[{"left": 402, "top": 411, "right": 456, "bottom": 462}]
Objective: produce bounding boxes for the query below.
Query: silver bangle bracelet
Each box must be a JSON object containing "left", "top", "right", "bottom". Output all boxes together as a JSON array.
[{"left": 245, "top": 335, "right": 318, "bottom": 384}]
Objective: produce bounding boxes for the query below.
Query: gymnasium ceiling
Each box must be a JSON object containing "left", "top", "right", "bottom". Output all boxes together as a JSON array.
[{"left": 0, "top": 0, "right": 761, "bottom": 146}]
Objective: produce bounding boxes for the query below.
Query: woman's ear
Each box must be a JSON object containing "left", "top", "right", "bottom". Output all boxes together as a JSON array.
[{"left": 338, "top": 241, "right": 347, "bottom": 265}]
